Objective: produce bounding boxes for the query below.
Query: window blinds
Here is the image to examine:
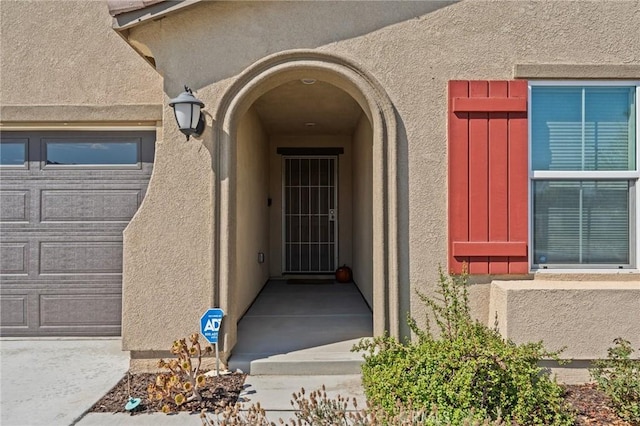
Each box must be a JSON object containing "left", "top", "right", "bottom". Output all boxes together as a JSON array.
[{"left": 531, "top": 86, "right": 635, "bottom": 266}]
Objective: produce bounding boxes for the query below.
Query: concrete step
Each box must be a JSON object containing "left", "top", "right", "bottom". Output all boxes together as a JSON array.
[
  {"left": 229, "top": 352, "right": 365, "bottom": 375},
  {"left": 229, "top": 339, "right": 368, "bottom": 375}
]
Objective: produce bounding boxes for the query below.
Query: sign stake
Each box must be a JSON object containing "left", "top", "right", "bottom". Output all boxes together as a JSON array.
[{"left": 215, "top": 342, "right": 220, "bottom": 376}]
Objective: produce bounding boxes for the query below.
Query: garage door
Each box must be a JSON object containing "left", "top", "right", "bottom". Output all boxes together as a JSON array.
[{"left": 0, "top": 130, "right": 155, "bottom": 336}]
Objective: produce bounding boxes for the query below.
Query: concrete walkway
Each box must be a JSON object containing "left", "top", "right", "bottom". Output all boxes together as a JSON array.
[
  {"left": 1, "top": 282, "right": 370, "bottom": 425},
  {"left": 0, "top": 338, "right": 129, "bottom": 426},
  {"left": 229, "top": 280, "right": 373, "bottom": 375},
  {"left": 78, "top": 374, "right": 365, "bottom": 425},
  {"left": 1, "top": 337, "right": 366, "bottom": 425}
]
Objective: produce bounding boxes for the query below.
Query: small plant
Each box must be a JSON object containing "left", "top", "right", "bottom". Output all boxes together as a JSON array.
[
  {"left": 590, "top": 337, "right": 640, "bottom": 424},
  {"left": 200, "top": 402, "right": 274, "bottom": 426},
  {"left": 147, "top": 333, "right": 213, "bottom": 413},
  {"left": 353, "top": 267, "right": 575, "bottom": 425},
  {"left": 289, "top": 385, "right": 437, "bottom": 425},
  {"left": 201, "top": 385, "right": 507, "bottom": 425}
]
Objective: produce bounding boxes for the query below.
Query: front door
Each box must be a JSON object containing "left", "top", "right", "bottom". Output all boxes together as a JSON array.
[{"left": 283, "top": 156, "right": 338, "bottom": 273}]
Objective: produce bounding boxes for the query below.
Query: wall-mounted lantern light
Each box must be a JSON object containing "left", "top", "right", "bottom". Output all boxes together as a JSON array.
[{"left": 169, "top": 85, "right": 205, "bottom": 140}]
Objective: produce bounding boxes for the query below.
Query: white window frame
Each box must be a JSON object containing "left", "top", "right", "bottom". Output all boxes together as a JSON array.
[{"left": 528, "top": 80, "right": 640, "bottom": 273}]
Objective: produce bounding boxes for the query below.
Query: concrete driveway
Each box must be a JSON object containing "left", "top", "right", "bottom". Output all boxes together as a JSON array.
[
  {"left": 0, "top": 337, "right": 366, "bottom": 426},
  {"left": 0, "top": 338, "right": 129, "bottom": 426}
]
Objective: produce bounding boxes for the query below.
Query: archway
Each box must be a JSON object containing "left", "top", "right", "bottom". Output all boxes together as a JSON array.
[{"left": 214, "top": 51, "right": 399, "bottom": 358}]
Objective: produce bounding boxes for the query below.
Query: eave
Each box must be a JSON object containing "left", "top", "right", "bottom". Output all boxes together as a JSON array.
[{"left": 108, "top": 0, "right": 202, "bottom": 31}]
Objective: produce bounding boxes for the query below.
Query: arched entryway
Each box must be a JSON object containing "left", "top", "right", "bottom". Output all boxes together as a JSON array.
[{"left": 214, "top": 51, "right": 399, "bottom": 368}]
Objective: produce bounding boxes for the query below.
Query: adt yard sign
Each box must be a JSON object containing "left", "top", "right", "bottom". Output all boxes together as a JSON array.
[{"left": 200, "top": 308, "right": 224, "bottom": 344}]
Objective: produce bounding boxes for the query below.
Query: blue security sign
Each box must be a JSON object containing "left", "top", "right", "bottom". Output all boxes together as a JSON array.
[{"left": 200, "top": 308, "right": 224, "bottom": 344}]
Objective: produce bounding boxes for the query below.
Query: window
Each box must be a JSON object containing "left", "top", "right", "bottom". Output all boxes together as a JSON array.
[
  {"left": 43, "top": 140, "right": 139, "bottom": 166},
  {"left": 0, "top": 141, "right": 27, "bottom": 167},
  {"left": 530, "top": 82, "right": 638, "bottom": 269}
]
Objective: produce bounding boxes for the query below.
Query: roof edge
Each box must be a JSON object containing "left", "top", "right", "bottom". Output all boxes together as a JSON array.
[
  {"left": 110, "top": 0, "right": 202, "bottom": 31},
  {"left": 107, "top": 0, "right": 165, "bottom": 17}
]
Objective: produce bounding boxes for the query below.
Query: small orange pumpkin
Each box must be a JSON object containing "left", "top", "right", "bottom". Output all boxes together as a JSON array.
[{"left": 335, "top": 265, "right": 352, "bottom": 283}]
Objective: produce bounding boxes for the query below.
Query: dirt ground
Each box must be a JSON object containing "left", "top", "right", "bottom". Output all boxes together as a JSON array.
[
  {"left": 89, "top": 371, "right": 246, "bottom": 414},
  {"left": 564, "top": 383, "right": 634, "bottom": 425}
]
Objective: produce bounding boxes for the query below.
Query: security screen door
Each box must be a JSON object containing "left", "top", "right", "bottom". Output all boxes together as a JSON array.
[{"left": 283, "top": 156, "right": 338, "bottom": 273}]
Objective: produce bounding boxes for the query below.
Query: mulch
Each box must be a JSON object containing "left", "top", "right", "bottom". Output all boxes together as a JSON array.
[
  {"left": 564, "top": 383, "right": 634, "bottom": 425},
  {"left": 90, "top": 373, "right": 635, "bottom": 425},
  {"left": 89, "top": 371, "right": 247, "bottom": 414}
]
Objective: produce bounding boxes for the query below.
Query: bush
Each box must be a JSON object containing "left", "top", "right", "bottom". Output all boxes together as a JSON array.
[
  {"left": 590, "top": 338, "right": 640, "bottom": 424},
  {"left": 353, "top": 267, "right": 575, "bottom": 426}
]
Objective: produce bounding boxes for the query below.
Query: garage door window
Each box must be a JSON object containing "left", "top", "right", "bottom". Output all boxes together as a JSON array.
[
  {"left": 44, "top": 140, "right": 139, "bottom": 167},
  {"left": 0, "top": 142, "right": 27, "bottom": 167}
]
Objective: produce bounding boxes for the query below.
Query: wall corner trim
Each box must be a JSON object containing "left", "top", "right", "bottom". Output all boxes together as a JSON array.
[
  {"left": 514, "top": 64, "right": 640, "bottom": 80},
  {"left": 0, "top": 104, "right": 163, "bottom": 123}
]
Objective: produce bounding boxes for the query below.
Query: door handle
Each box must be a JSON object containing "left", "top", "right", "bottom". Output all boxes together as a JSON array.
[{"left": 329, "top": 209, "right": 336, "bottom": 221}]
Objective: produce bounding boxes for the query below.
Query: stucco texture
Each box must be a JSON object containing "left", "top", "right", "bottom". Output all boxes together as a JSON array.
[
  {"left": 490, "top": 280, "right": 640, "bottom": 360},
  {"left": 352, "top": 114, "right": 374, "bottom": 308},
  {"left": 118, "top": 0, "right": 640, "bottom": 366},
  {"left": 236, "top": 107, "right": 270, "bottom": 317},
  {"left": 0, "top": 0, "right": 161, "bottom": 122},
  {"left": 122, "top": 118, "right": 215, "bottom": 351}
]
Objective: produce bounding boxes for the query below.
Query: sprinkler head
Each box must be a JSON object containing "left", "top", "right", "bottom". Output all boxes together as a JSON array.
[{"left": 125, "top": 397, "right": 142, "bottom": 411}]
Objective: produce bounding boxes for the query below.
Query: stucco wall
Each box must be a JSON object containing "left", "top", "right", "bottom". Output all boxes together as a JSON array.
[
  {"left": 121, "top": 117, "right": 215, "bottom": 352},
  {"left": 125, "top": 1, "right": 455, "bottom": 94},
  {"left": 268, "top": 134, "right": 353, "bottom": 276},
  {"left": 490, "top": 280, "right": 640, "bottom": 360},
  {"left": 490, "top": 279, "right": 640, "bottom": 383},
  {"left": 321, "top": 0, "right": 640, "bottom": 340},
  {"left": 0, "top": 0, "right": 162, "bottom": 122},
  {"left": 351, "top": 114, "right": 374, "bottom": 307},
  {"left": 120, "top": 0, "right": 640, "bottom": 366},
  {"left": 235, "top": 107, "right": 270, "bottom": 316}
]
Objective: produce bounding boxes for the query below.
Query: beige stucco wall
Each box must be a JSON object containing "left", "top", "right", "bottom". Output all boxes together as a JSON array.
[
  {"left": 490, "top": 280, "right": 640, "bottom": 360},
  {"left": 235, "top": 107, "right": 270, "bottom": 316},
  {"left": 0, "top": 0, "right": 162, "bottom": 123},
  {"left": 490, "top": 279, "right": 640, "bottom": 383},
  {"left": 351, "top": 114, "right": 374, "bottom": 307},
  {"left": 118, "top": 0, "right": 640, "bottom": 371},
  {"left": 121, "top": 116, "right": 215, "bottom": 352},
  {"left": 124, "top": 1, "right": 455, "bottom": 95}
]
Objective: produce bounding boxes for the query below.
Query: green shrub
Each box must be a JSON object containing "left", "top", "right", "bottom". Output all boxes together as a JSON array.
[
  {"left": 353, "top": 267, "right": 574, "bottom": 426},
  {"left": 590, "top": 338, "right": 640, "bottom": 424}
]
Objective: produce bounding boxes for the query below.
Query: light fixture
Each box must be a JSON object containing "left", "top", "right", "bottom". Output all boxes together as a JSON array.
[
  {"left": 169, "top": 85, "right": 205, "bottom": 140},
  {"left": 301, "top": 78, "right": 316, "bottom": 85}
]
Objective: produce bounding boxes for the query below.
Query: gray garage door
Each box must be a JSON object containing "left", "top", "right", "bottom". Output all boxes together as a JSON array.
[{"left": 0, "top": 130, "right": 155, "bottom": 336}]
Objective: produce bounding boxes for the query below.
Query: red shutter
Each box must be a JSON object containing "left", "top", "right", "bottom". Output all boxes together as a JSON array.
[{"left": 448, "top": 80, "right": 528, "bottom": 275}]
